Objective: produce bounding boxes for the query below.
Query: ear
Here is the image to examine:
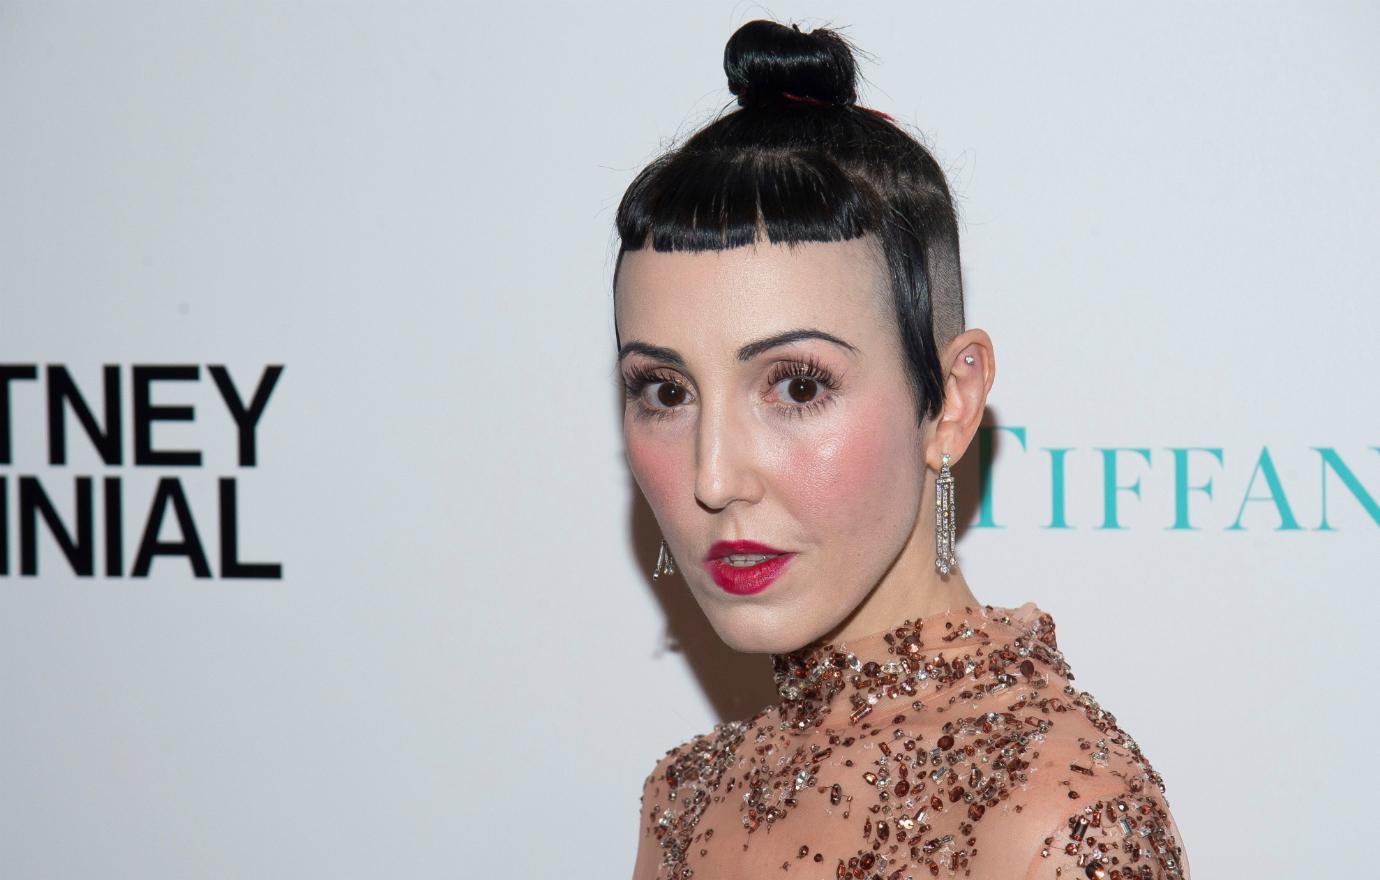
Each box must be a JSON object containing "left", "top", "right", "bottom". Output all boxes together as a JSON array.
[{"left": 924, "top": 329, "right": 996, "bottom": 471}]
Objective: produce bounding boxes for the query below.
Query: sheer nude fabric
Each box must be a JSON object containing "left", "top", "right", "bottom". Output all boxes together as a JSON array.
[{"left": 631, "top": 602, "right": 1189, "bottom": 879}]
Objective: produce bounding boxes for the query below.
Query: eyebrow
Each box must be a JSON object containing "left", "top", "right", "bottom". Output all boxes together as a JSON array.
[{"left": 617, "top": 328, "right": 859, "bottom": 369}]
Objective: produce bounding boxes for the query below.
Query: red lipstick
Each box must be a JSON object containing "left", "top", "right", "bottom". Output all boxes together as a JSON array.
[{"left": 703, "top": 540, "right": 795, "bottom": 596}]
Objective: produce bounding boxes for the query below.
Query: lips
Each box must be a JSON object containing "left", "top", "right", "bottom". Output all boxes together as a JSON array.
[
  {"left": 703, "top": 540, "right": 795, "bottom": 595},
  {"left": 705, "top": 539, "right": 788, "bottom": 561}
]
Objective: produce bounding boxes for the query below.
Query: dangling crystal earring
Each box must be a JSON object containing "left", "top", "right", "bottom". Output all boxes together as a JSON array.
[
  {"left": 652, "top": 537, "right": 678, "bottom": 580},
  {"left": 934, "top": 452, "right": 957, "bottom": 574}
]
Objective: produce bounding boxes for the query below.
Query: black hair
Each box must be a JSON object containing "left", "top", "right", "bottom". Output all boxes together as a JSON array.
[{"left": 612, "top": 19, "right": 965, "bottom": 426}]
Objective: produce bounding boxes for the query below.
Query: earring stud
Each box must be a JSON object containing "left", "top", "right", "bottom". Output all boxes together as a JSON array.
[
  {"left": 964, "top": 355, "right": 975, "bottom": 364},
  {"left": 653, "top": 537, "right": 678, "bottom": 580},
  {"left": 935, "top": 452, "right": 957, "bottom": 574}
]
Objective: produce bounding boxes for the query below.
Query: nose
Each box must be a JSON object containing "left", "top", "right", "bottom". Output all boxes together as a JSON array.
[{"left": 693, "top": 394, "right": 765, "bottom": 512}]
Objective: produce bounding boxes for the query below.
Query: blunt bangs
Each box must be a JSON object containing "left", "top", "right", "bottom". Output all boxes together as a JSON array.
[{"left": 616, "top": 147, "right": 876, "bottom": 255}]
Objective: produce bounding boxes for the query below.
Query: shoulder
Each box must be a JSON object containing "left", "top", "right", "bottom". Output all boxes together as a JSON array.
[
  {"left": 639, "top": 711, "right": 762, "bottom": 802},
  {"left": 946, "top": 643, "right": 1191, "bottom": 878},
  {"left": 636, "top": 738, "right": 685, "bottom": 816},
  {"left": 631, "top": 714, "right": 765, "bottom": 880},
  {"left": 630, "top": 744, "right": 682, "bottom": 880},
  {"left": 980, "top": 685, "right": 1191, "bottom": 879},
  {"left": 1015, "top": 777, "right": 1190, "bottom": 879}
]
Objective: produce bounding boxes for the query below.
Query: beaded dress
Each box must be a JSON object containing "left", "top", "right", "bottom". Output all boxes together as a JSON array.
[{"left": 631, "top": 602, "right": 1189, "bottom": 880}]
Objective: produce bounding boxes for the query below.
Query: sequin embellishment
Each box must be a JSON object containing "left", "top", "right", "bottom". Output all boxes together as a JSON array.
[{"left": 635, "top": 603, "right": 1189, "bottom": 879}]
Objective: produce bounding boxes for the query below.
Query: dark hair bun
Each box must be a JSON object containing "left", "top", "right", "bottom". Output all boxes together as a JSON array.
[{"left": 724, "top": 20, "right": 859, "bottom": 109}]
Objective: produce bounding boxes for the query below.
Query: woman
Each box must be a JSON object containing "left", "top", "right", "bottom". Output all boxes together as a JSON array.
[{"left": 615, "top": 20, "right": 1190, "bottom": 880}]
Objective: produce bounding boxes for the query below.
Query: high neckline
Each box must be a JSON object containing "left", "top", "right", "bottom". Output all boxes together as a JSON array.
[{"left": 768, "top": 601, "right": 1066, "bottom": 731}]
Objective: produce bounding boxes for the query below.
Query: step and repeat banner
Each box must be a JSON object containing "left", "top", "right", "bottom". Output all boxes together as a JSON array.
[{"left": 1, "top": 2, "right": 1375, "bottom": 877}]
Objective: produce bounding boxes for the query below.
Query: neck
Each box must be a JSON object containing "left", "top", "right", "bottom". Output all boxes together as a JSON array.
[{"left": 813, "top": 515, "right": 980, "bottom": 647}]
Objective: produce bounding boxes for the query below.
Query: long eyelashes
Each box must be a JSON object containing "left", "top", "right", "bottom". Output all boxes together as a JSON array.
[
  {"left": 764, "top": 353, "right": 842, "bottom": 420},
  {"left": 621, "top": 354, "right": 843, "bottom": 423},
  {"left": 622, "top": 365, "right": 685, "bottom": 423}
]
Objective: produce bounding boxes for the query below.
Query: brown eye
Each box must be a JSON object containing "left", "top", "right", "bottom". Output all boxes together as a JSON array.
[
  {"left": 778, "top": 376, "right": 819, "bottom": 404},
  {"left": 655, "top": 382, "right": 688, "bottom": 407}
]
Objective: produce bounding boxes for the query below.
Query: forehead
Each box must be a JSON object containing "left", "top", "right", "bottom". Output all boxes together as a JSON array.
[{"left": 615, "top": 236, "right": 890, "bottom": 346}]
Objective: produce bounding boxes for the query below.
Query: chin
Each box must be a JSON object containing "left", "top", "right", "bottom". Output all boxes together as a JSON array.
[
  {"left": 698, "top": 602, "right": 832, "bottom": 655},
  {"left": 714, "top": 628, "right": 798, "bottom": 655}
]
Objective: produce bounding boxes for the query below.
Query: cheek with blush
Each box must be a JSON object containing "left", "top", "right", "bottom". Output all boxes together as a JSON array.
[
  {"left": 777, "top": 399, "right": 923, "bottom": 546},
  {"left": 623, "top": 429, "right": 691, "bottom": 520}
]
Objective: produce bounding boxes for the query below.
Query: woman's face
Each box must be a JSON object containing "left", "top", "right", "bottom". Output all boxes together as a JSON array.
[{"left": 615, "top": 235, "right": 941, "bottom": 654}]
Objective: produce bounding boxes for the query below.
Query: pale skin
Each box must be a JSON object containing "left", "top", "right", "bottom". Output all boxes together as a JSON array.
[{"left": 615, "top": 233, "right": 996, "bottom": 654}]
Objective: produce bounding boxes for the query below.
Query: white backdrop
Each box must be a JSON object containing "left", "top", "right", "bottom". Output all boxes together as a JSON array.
[{"left": 1, "top": 2, "right": 1376, "bottom": 877}]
